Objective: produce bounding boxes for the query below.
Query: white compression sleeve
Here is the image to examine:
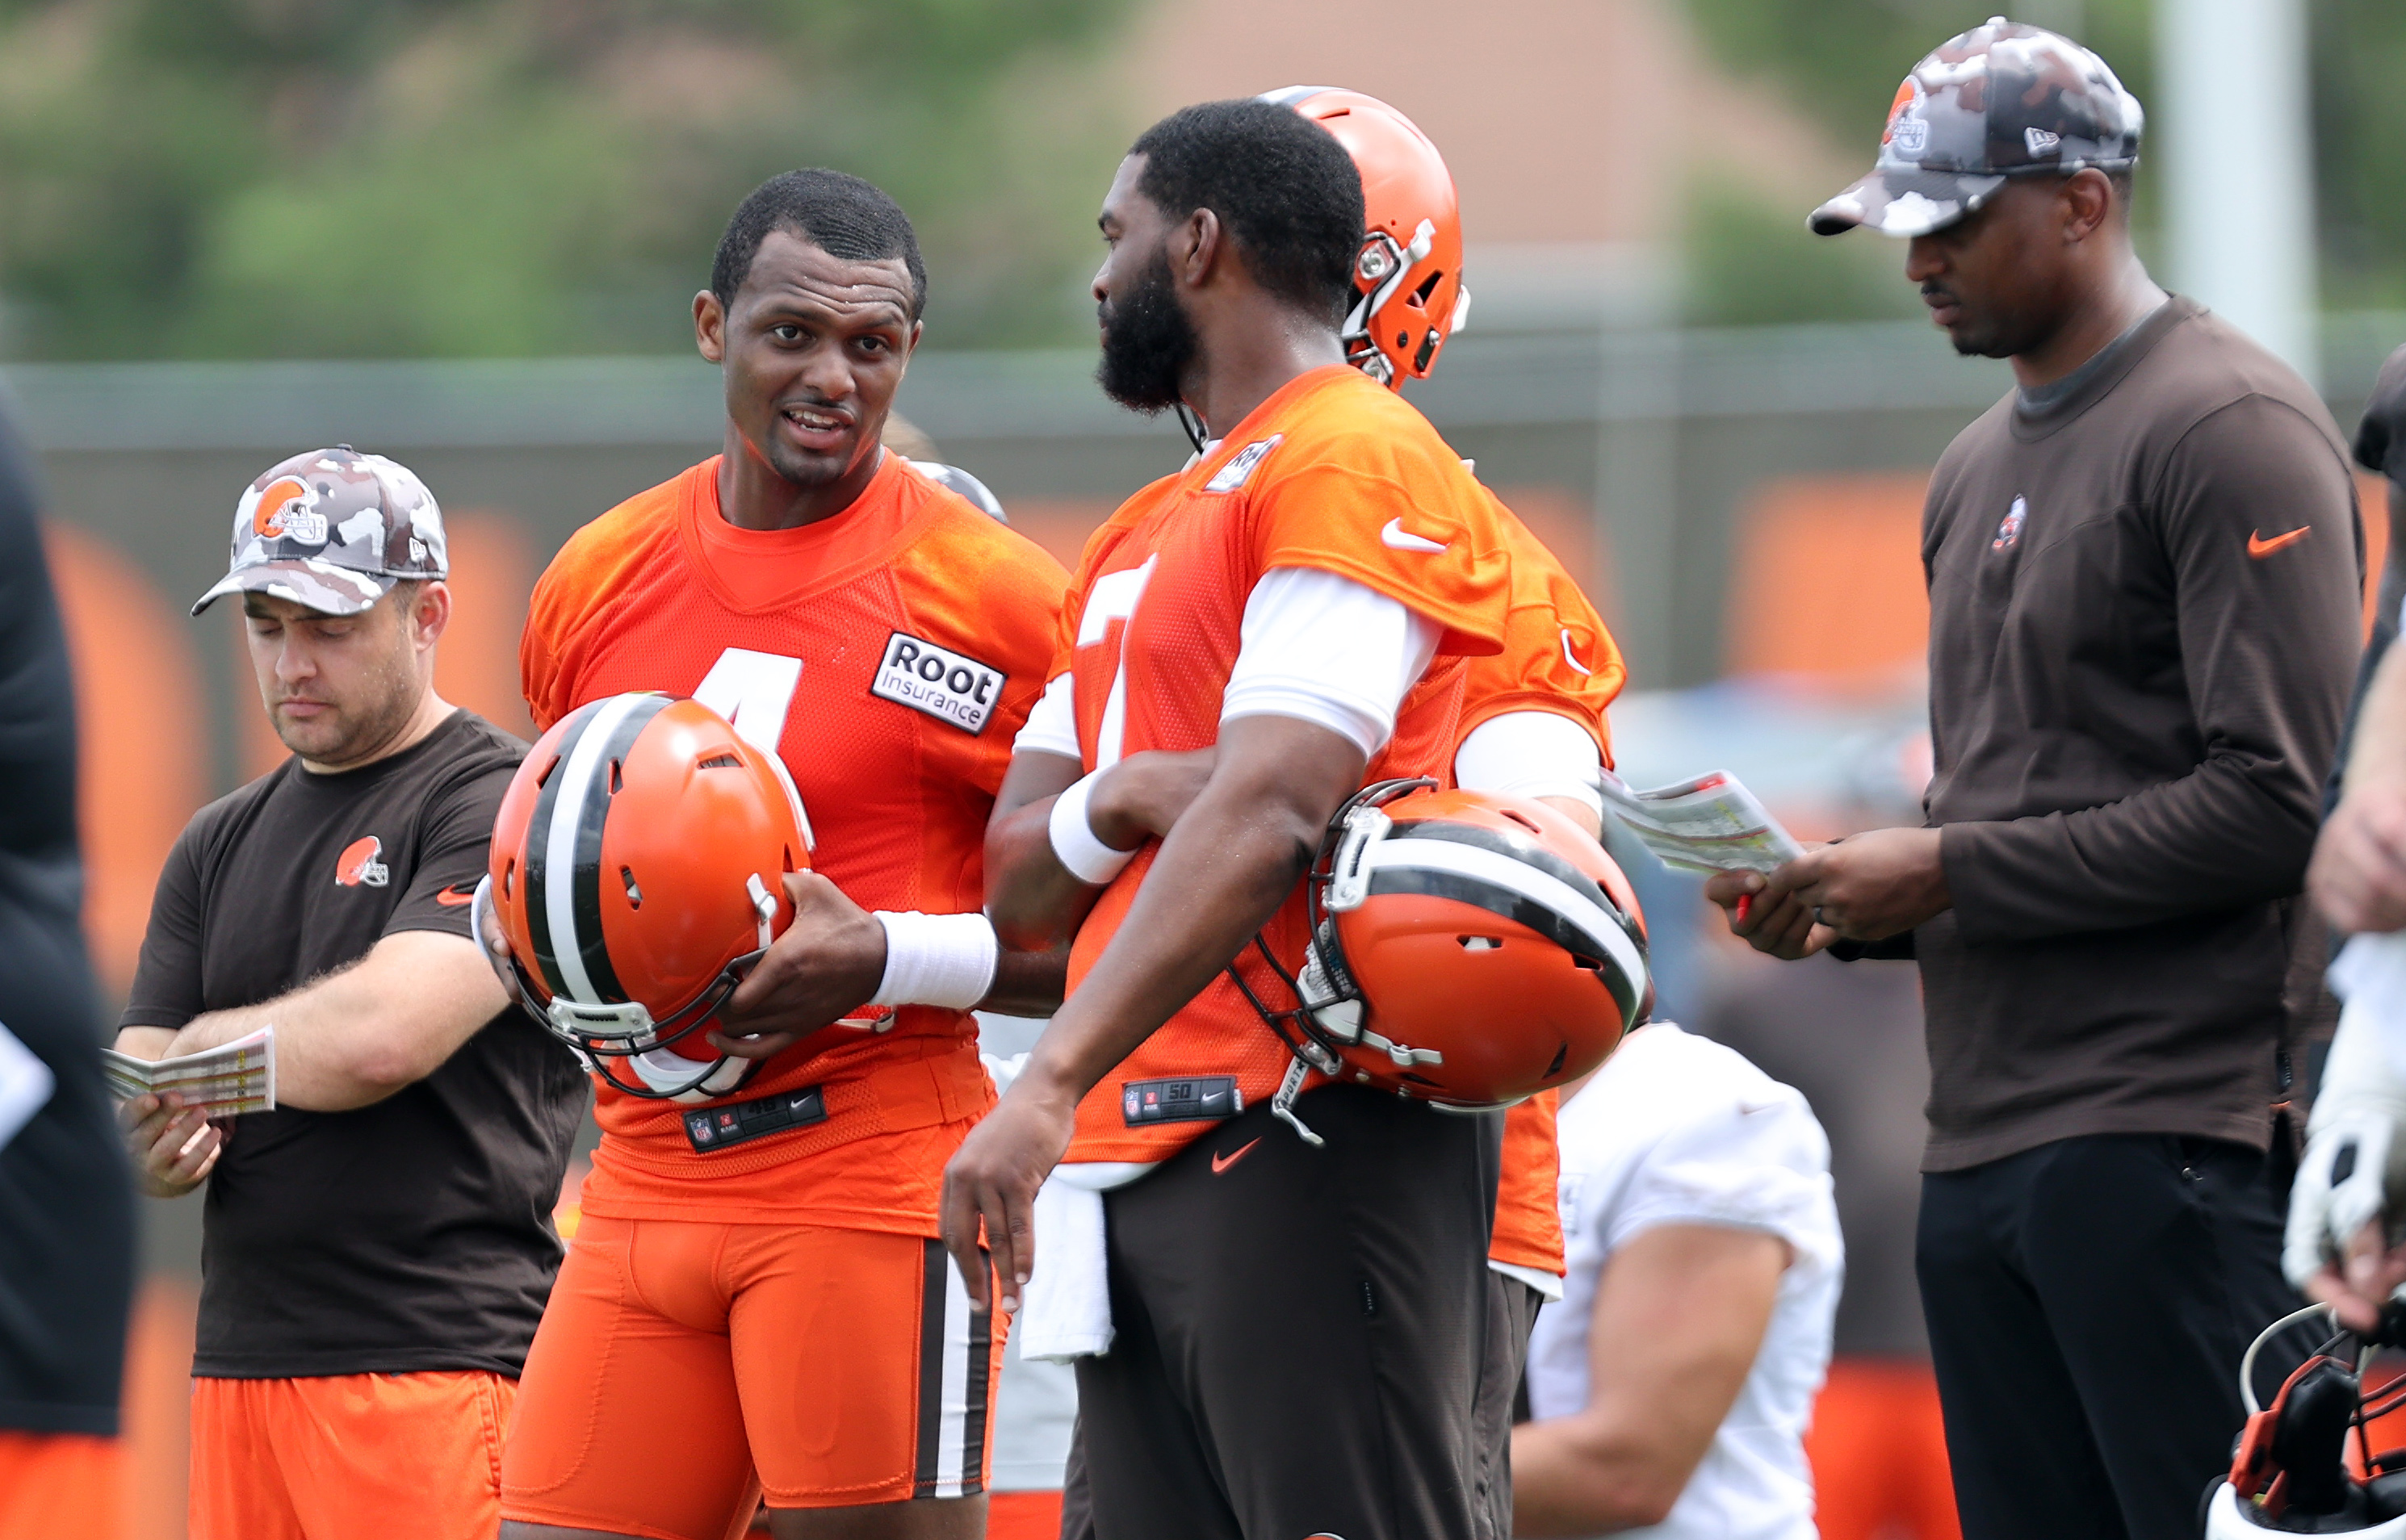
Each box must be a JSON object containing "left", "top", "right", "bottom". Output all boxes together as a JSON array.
[
  {"left": 1013, "top": 673, "right": 1079, "bottom": 761},
  {"left": 1218, "top": 567, "right": 1443, "bottom": 757},
  {"left": 1453, "top": 709, "right": 1604, "bottom": 820}
]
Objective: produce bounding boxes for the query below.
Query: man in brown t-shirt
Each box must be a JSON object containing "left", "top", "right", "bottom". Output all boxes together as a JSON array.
[
  {"left": 114, "top": 449, "right": 585, "bottom": 1540},
  {"left": 1704, "top": 21, "right": 2362, "bottom": 1540}
]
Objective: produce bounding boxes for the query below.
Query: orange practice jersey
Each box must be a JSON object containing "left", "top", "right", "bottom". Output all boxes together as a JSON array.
[
  {"left": 1459, "top": 492, "right": 1628, "bottom": 764},
  {"left": 1461, "top": 496, "right": 1629, "bottom": 1278},
  {"left": 521, "top": 453, "right": 1068, "bottom": 1229},
  {"left": 1057, "top": 365, "right": 1513, "bottom": 1164}
]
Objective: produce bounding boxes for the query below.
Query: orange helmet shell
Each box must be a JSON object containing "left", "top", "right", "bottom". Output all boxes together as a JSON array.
[
  {"left": 1267, "top": 86, "right": 1465, "bottom": 389},
  {"left": 1307, "top": 789, "right": 1645, "bottom": 1107},
  {"left": 489, "top": 694, "right": 810, "bottom": 1094}
]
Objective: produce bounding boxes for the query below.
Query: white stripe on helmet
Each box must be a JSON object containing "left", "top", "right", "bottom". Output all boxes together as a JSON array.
[
  {"left": 1362, "top": 835, "right": 1648, "bottom": 994},
  {"left": 543, "top": 693, "right": 649, "bottom": 1004}
]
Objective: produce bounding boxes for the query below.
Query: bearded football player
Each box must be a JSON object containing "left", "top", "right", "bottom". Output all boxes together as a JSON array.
[
  {"left": 492, "top": 170, "right": 1069, "bottom": 1540},
  {"left": 938, "top": 99, "right": 1616, "bottom": 1540},
  {"left": 978, "top": 90, "right": 1641, "bottom": 1540}
]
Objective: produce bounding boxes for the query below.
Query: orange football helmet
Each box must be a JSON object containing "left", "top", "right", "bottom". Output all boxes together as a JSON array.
[
  {"left": 1264, "top": 86, "right": 1467, "bottom": 389},
  {"left": 1234, "top": 781, "right": 1647, "bottom": 1130},
  {"left": 488, "top": 693, "right": 812, "bottom": 1101}
]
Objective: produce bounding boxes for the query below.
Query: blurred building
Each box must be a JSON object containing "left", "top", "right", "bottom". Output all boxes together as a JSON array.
[{"left": 1119, "top": 0, "right": 1851, "bottom": 330}]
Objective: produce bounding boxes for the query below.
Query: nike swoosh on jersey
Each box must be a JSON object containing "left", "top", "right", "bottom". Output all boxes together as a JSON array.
[
  {"left": 2248, "top": 525, "right": 2311, "bottom": 559},
  {"left": 433, "top": 884, "right": 476, "bottom": 907},
  {"left": 1380, "top": 517, "right": 1448, "bottom": 554},
  {"left": 1211, "top": 1137, "right": 1263, "bottom": 1174}
]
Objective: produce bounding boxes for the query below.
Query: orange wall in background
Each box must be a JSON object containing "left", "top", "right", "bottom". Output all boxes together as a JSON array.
[
  {"left": 44, "top": 525, "right": 208, "bottom": 995},
  {"left": 1725, "top": 474, "right": 1930, "bottom": 684},
  {"left": 122, "top": 1278, "right": 197, "bottom": 1540},
  {"left": 234, "top": 510, "right": 540, "bottom": 780},
  {"left": 1727, "top": 472, "right": 2394, "bottom": 687}
]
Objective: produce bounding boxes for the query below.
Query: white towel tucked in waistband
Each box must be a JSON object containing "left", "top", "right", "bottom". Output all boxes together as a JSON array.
[{"left": 1015, "top": 1160, "right": 1155, "bottom": 1363}]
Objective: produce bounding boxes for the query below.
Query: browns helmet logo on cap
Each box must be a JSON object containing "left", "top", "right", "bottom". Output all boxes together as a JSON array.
[
  {"left": 335, "top": 835, "right": 390, "bottom": 889},
  {"left": 1809, "top": 17, "right": 2143, "bottom": 239},
  {"left": 250, "top": 475, "right": 329, "bottom": 546},
  {"left": 195, "top": 446, "right": 450, "bottom": 619}
]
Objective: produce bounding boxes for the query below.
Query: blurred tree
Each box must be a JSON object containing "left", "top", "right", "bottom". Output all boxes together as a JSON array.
[
  {"left": 2312, "top": 0, "right": 2406, "bottom": 309},
  {"left": 1686, "top": 0, "right": 2406, "bottom": 319},
  {"left": 1683, "top": 178, "right": 1922, "bottom": 327},
  {"left": 0, "top": 0, "right": 1137, "bottom": 358}
]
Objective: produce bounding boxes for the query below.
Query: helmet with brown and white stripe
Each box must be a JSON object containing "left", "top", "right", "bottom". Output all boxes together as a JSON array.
[{"left": 487, "top": 693, "right": 812, "bottom": 1101}]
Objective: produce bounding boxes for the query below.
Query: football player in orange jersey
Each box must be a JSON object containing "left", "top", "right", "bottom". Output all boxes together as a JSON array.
[
  {"left": 492, "top": 171, "right": 1071, "bottom": 1540},
  {"left": 938, "top": 100, "right": 1522, "bottom": 1540},
  {"left": 1264, "top": 86, "right": 1629, "bottom": 1540},
  {"left": 975, "top": 90, "right": 1635, "bottom": 1540}
]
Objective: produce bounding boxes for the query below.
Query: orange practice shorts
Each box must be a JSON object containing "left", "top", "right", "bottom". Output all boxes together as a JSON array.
[
  {"left": 501, "top": 1212, "right": 1004, "bottom": 1540},
  {"left": 0, "top": 1429, "right": 126, "bottom": 1535},
  {"left": 1804, "top": 1357, "right": 1963, "bottom": 1540},
  {"left": 187, "top": 1369, "right": 514, "bottom": 1540}
]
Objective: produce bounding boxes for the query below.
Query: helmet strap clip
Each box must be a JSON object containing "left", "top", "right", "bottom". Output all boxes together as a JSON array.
[{"left": 1271, "top": 1057, "right": 1325, "bottom": 1149}]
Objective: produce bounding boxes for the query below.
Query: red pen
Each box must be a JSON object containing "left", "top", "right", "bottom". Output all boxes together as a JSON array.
[{"left": 1735, "top": 894, "right": 1753, "bottom": 925}]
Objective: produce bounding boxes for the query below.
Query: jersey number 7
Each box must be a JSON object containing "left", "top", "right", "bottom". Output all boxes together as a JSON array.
[{"left": 1076, "top": 555, "right": 1155, "bottom": 771}]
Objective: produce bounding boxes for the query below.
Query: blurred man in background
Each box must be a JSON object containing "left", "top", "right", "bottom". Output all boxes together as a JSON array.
[
  {"left": 1511, "top": 1021, "right": 1840, "bottom": 1540},
  {"left": 0, "top": 400, "right": 137, "bottom": 1537},
  {"left": 115, "top": 449, "right": 584, "bottom": 1540},
  {"left": 1711, "top": 20, "right": 2362, "bottom": 1539},
  {"left": 2292, "top": 364, "right": 2406, "bottom": 1324}
]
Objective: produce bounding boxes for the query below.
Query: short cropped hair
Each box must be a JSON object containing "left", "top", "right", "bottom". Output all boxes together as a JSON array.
[
  {"left": 710, "top": 169, "right": 928, "bottom": 317},
  {"left": 1128, "top": 100, "right": 1363, "bottom": 323}
]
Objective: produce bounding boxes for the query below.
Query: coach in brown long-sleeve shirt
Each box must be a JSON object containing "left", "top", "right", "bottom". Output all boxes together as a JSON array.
[
  {"left": 1910, "top": 292, "right": 2359, "bottom": 1168},
  {"left": 1707, "top": 21, "right": 2362, "bottom": 1540}
]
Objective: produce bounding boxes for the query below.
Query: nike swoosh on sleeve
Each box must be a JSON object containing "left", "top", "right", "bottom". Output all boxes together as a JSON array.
[
  {"left": 2248, "top": 526, "right": 2312, "bottom": 559},
  {"left": 1380, "top": 517, "right": 1448, "bottom": 554},
  {"left": 433, "top": 884, "right": 476, "bottom": 908}
]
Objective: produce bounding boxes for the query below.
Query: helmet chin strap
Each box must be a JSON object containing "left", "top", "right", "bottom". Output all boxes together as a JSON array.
[{"left": 1176, "top": 402, "right": 1209, "bottom": 456}]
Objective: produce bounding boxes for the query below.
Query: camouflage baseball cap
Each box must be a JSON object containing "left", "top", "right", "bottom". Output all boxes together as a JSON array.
[
  {"left": 1809, "top": 16, "right": 2143, "bottom": 239},
  {"left": 191, "top": 446, "right": 448, "bottom": 617}
]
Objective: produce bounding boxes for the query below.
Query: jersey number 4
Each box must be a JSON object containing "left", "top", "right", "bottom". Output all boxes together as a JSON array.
[{"left": 692, "top": 648, "right": 818, "bottom": 849}]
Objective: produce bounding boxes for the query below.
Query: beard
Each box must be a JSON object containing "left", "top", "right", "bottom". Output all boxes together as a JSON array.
[
  {"left": 1927, "top": 286, "right": 2051, "bottom": 361},
  {"left": 1096, "top": 248, "right": 1200, "bottom": 413}
]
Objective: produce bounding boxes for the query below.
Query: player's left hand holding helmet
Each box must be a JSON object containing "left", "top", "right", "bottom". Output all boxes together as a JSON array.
[
  {"left": 485, "top": 693, "right": 813, "bottom": 1102},
  {"left": 2288, "top": 985, "right": 2406, "bottom": 1330},
  {"left": 1239, "top": 781, "right": 1648, "bottom": 1138}
]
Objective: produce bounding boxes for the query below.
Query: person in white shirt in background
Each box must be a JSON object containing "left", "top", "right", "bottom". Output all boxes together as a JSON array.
[{"left": 1515, "top": 1023, "right": 1842, "bottom": 1539}]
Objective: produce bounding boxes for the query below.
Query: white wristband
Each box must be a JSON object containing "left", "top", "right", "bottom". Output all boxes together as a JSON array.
[
  {"left": 869, "top": 910, "right": 1000, "bottom": 1010},
  {"left": 1049, "top": 772, "right": 1138, "bottom": 886}
]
